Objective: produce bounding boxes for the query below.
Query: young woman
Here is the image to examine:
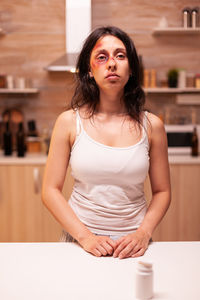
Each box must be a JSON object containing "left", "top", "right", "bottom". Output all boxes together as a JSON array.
[{"left": 42, "top": 26, "right": 171, "bottom": 259}]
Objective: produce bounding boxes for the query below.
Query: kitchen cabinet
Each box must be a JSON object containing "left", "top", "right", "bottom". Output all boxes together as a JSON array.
[
  {"left": 0, "top": 164, "right": 73, "bottom": 242},
  {"left": 1, "top": 160, "right": 199, "bottom": 242},
  {"left": 144, "top": 164, "right": 200, "bottom": 241}
]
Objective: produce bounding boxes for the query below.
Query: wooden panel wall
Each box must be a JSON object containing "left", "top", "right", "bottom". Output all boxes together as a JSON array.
[{"left": 0, "top": 0, "right": 200, "bottom": 134}]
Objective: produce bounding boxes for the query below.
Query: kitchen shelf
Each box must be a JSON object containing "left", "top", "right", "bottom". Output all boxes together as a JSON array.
[
  {"left": 0, "top": 88, "right": 39, "bottom": 94},
  {"left": 144, "top": 87, "right": 200, "bottom": 94},
  {"left": 153, "top": 27, "right": 200, "bottom": 36}
]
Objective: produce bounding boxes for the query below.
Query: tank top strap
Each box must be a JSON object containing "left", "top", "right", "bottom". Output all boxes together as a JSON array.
[
  {"left": 142, "top": 111, "right": 148, "bottom": 131},
  {"left": 76, "top": 109, "right": 83, "bottom": 136}
]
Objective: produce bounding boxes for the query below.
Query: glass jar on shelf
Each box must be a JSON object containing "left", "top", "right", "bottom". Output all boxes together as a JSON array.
[
  {"left": 186, "top": 73, "right": 195, "bottom": 88},
  {"left": 195, "top": 74, "right": 200, "bottom": 88}
]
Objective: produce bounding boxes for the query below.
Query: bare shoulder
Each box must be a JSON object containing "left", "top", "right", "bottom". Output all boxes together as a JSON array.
[
  {"left": 52, "top": 109, "right": 76, "bottom": 143},
  {"left": 56, "top": 109, "right": 76, "bottom": 125},
  {"left": 146, "top": 112, "right": 166, "bottom": 146},
  {"left": 146, "top": 112, "right": 165, "bottom": 133}
]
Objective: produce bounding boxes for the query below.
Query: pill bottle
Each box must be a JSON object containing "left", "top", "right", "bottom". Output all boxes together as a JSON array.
[{"left": 135, "top": 260, "right": 153, "bottom": 300}]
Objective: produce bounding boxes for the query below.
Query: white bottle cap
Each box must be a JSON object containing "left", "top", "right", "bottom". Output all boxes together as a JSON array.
[{"left": 138, "top": 260, "right": 153, "bottom": 268}]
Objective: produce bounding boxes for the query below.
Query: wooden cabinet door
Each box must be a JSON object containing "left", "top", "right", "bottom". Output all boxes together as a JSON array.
[
  {"left": 0, "top": 165, "right": 63, "bottom": 242},
  {"left": 178, "top": 165, "right": 200, "bottom": 240},
  {"left": 145, "top": 165, "right": 200, "bottom": 241},
  {"left": 1, "top": 163, "right": 199, "bottom": 242},
  {"left": 0, "top": 165, "right": 12, "bottom": 241}
]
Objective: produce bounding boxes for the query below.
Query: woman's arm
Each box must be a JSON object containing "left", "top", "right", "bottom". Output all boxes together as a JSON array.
[
  {"left": 113, "top": 113, "right": 171, "bottom": 259},
  {"left": 42, "top": 110, "right": 116, "bottom": 256},
  {"left": 136, "top": 113, "right": 171, "bottom": 238}
]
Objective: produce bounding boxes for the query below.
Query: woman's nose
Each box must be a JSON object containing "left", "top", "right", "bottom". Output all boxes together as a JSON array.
[{"left": 107, "top": 57, "right": 116, "bottom": 70}]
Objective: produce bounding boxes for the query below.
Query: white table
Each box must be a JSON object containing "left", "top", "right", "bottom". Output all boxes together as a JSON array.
[{"left": 0, "top": 242, "right": 200, "bottom": 300}]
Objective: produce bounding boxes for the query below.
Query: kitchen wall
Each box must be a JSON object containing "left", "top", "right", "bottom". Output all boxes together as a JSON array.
[{"left": 0, "top": 0, "right": 200, "bottom": 134}]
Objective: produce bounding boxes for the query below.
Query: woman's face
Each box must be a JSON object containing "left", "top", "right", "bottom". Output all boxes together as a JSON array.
[{"left": 89, "top": 35, "right": 131, "bottom": 93}]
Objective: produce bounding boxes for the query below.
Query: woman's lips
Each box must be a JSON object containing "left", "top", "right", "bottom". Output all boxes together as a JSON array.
[{"left": 105, "top": 74, "right": 120, "bottom": 80}]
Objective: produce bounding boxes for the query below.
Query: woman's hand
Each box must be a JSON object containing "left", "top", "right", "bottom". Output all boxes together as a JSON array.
[
  {"left": 79, "top": 234, "right": 117, "bottom": 257},
  {"left": 113, "top": 228, "right": 151, "bottom": 259}
]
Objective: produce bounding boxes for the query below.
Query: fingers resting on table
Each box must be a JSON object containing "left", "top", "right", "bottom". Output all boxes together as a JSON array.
[{"left": 80, "top": 229, "right": 150, "bottom": 259}]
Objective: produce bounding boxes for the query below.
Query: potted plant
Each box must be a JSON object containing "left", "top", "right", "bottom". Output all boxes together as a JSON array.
[{"left": 167, "top": 69, "right": 178, "bottom": 88}]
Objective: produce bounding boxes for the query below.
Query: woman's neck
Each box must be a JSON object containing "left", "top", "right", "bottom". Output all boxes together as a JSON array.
[{"left": 97, "top": 90, "right": 126, "bottom": 116}]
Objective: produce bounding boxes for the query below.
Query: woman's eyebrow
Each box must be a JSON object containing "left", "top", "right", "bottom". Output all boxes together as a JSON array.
[
  {"left": 94, "top": 47, "right": 126, "bottom": 55},
  {"left": 114, "top": 48, "right": 126, "bottom": 53},
  {"left": 94, "top": 49, "right": 107, "bottom": 55}
]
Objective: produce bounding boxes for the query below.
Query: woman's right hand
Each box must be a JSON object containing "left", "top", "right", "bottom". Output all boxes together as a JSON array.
[{"left": 79, "top": 234, "right": 116, "bottom": 257}]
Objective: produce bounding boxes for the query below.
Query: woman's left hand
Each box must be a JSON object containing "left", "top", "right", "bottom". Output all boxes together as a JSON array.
[{"left": 113, "top": 228, "right": 151, "bottom": 259}]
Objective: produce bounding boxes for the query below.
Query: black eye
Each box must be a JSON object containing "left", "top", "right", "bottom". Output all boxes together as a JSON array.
[{"left": 96, "top": 54, "right": 107, "bottom": 62}]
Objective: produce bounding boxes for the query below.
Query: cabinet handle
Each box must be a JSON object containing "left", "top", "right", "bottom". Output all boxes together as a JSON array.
[{"left": 33, "top": 167, "right": 40, "bottom": 194}]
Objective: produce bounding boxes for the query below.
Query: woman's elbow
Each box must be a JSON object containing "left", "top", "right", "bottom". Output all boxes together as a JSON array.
[
  {"left": 41, "top": 185, "right": 49, "bottom": 205},
  {"left": 41, "top": 183, "right": 62, "bottom": 206},
  {"left": 41, "top": 182, "right": 53, "bottom": 205}
]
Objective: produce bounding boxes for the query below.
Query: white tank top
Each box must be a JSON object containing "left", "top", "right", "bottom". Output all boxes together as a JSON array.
[{"left": 68, "top": 110, "right": 150, "bottom": 237}]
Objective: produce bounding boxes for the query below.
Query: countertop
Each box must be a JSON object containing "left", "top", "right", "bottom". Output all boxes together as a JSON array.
[
  {"left": 168, "top": 154, "right": 200, "bottom": 164},
  {"left": 0, "top": 152, "right": 200, "bottom": 165},
  {"left": 0, "top": 152, "right": 47, "bottom": 165},
  {"left": 0, "top": 242, "right": 200, "bottom": 300}
]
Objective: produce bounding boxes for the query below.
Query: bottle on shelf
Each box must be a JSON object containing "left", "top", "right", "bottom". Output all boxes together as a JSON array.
[
  {"left": 150, "top": 69, "right": 157, "bottom": 88},
  {"left": 27, "top": 120, "right": 38, "bottom": 137},
  {"left": 0, "top": 74, "right": 6, "bottom": 88},
  {"left": 6, "top": 75, "right": 14, "bottom": 89},
  {"left": 26, "top": 120, "right": 41, "bottom": 153},
  {"left": 191, "top": 109, "right": 197, "bottom": 125},
  {"left": 157, "top": 16, "right": 168, "bottom": 28},
  {"left": 191, "top": 126, "right": 198, "bottom": 157},
  {"left": 191, "top": 7, "right": 199, "bottom": 28},
  {"left": 16, "top": 122, "right": 25, "bottom": 157},
  {"left": 178, "top": 69, "right": 186, "bottom": 88},
  {"left": 182, "top": 7, "right": 191, "bottom": 28},
  {"left": 143, "top": 69, "right": 149, "bottom": 88},
  {"left": 186, "top": 72, "right": 195, "bottom": 88},
  {"left": 3, "top": 121, "right": 13, "bottom": 156},
  {"left": 195, "top": 74, "right": 200, "bottom": 88}
]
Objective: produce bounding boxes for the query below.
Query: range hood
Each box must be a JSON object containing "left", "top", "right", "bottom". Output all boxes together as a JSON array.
[{"left": 46, "top": 0, "right": 91, "bottom": 72}]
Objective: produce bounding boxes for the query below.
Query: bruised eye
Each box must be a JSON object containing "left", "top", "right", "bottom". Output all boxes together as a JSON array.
[{"left": 96, "top": 54, "right": 107, "bottom": 62}]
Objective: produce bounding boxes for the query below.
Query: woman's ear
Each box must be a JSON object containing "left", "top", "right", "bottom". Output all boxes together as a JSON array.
[{"left": 89, "top": 71, "right": 93, "bottom": 78}]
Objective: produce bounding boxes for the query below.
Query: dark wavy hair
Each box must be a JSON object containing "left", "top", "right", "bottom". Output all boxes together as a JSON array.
[{"left": 71, "top": 26, "right": 145, "bottom": 125}]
